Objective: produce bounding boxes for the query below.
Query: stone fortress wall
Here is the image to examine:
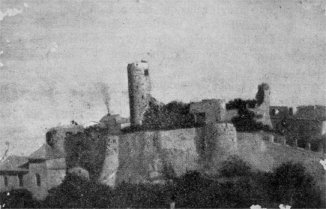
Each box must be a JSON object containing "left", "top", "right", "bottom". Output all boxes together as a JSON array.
[
  {"left": 44, "top": 120, "right": 325, "bottom": 204},
  {"left": 91, "top": 124, "right": 324, "bottom": 186}
]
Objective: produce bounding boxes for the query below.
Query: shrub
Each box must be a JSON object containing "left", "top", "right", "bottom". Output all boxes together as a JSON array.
[
  {"left": 269, "top": 162, "right": 322, "bottom": 208},
  {"left": 173, "top": 171, "right": 215, "bottom": 208},
  {"left": 42, "top": 174, "right": 113, "bottom": 208},
  {"left": 38, "top": 162, "right": 323, "bottom": 208},
  {"left": 0, "top": 189, "right": 41, "bottom": 208},
  {"left": 109, "top": 182, "right": 173, "bottom": 208},
  {"left": 142, "top": 98, "right": 196, "bottom": 130},
  {"left": 226, "top": 98, "right": 273, "bottom": 132},
  {"left": 219, "top": 155, "right": 252, "bottom": 177}
]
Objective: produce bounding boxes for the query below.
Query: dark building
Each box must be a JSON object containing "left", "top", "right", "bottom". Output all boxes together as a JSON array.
[{"left": 270, "top": 105, "right": 326, "bottom": 151}]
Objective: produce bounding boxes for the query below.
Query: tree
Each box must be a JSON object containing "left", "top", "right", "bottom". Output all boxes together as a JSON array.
[
  {"left": 142, "top": 98, "right": 196, "bottom": 130},
  {"left": 226, "top": 99, "right": 271, "bottom": 132},
  {"left": 269, "top": 162, "right": 321, "bottom": 208}
]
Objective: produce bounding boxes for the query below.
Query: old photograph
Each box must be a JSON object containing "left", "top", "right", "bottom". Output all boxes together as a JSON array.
[{"left": 0, "top": 0, "right": 326, "bottom": 208}]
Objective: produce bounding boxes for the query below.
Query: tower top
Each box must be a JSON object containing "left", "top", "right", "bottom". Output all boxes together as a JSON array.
[
  {"left": 135, "top": 60, "right": 148, "bottom": 70},
  {"left": 128, "top": 60, "right": 149, "bottom": 71}
]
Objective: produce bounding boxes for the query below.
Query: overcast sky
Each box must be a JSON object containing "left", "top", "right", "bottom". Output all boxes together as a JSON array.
[{"left": 1, "top": 0, "right": 326, "bottom": 156}]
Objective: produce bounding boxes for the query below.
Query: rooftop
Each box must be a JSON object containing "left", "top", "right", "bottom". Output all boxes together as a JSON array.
[
  {"left": 0, "top": 155, "right": 29, "bottom": 173},
  {"left": 28, "top": 144, "right": 65, "bottom": 160}
]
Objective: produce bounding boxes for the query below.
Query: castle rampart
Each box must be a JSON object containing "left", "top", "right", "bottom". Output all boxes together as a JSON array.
[{"left": 62, "top": 122, "right": 238, "bottom": 186}]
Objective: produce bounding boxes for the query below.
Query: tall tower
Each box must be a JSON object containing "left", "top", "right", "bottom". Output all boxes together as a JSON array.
[
  {"left": 253, "top": 83, "right": 273, "bottom": 128},
  {"left": 127, "top": 60, "right": 151, "bottom": 127}
]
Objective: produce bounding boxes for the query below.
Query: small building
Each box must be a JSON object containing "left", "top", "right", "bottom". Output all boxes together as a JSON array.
[
  {"left": 0, "top": 144, "right": 66, "bottom": 200},
  {"left": 0, "top": 156, "right": 29, "bottom": 192}
]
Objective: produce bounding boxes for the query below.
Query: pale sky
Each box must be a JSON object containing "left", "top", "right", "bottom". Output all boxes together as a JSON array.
[{"left": 1, "top": 0, "right": 326, "bottom": 156}]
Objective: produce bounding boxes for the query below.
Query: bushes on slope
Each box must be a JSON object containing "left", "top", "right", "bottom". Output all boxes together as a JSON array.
[
  {"left": 1, "top": 161, "right": 322, "bottom": 208},
  {"left": 268, "top": 162, "right": 322, "bottom": 208}
]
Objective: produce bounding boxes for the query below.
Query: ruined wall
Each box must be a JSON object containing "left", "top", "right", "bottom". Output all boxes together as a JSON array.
[
  {"left": 250, "top": 83, "right": 273, "bottom": 128},
  {"left": 95, "top": 123, "right": 238, "bottom": 186},
  {"left": 127, "top": 61, "right": 151, "bottom": 127}
]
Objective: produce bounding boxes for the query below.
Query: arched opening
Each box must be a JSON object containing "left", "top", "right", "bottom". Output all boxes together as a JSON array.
[
  {"left": 18, "top": 174, "right": 24, "bottom": 187},
  {"left": 46, "top": 130, "right": 57, "bottom": 146},
  {"left": 35, "top": 174, "right": 41, "bottom": 186},
  {"left": 271, "top": 108, "right": 279, "bottom": 116},
  {"left": 4, "top": 176, "right": 8, "bottom": 187}
]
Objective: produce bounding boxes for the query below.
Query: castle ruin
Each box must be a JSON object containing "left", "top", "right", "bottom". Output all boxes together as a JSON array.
[{"left": 0, "top": 61, "right": 325, "bottom": 205}]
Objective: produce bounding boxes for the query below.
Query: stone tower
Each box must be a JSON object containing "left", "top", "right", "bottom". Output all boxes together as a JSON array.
[
  {"left": 127, "top": 60, "right": 151, "bottom": 127},
  {"left": 252, "top": 83, "right": 273, "bottom": 128}
]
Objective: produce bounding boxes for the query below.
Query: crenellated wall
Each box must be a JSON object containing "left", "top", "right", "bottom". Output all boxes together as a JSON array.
[{"left": 237, "top": 132, "right": 326, "bottom": 206}]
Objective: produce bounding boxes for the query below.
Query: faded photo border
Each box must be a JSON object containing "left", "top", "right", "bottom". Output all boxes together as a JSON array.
[{"left": 0, "top": 0, "right": 326, "bottom": 208}]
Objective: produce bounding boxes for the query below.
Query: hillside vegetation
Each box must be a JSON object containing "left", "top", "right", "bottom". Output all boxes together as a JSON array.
[{"left": 1, "top": 159, "right": 322, "bottom": 208}]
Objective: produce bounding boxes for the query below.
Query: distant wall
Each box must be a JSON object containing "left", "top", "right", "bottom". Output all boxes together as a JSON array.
[
  {"left": 296, "top": 105, "right": 326, "bottom": 120},
  {"left": 271, "top": 117, "right": 325, "bottom": 151},
  {"left": 237, "top": 132, "right": 325, "bottom": 174},
  {"left": 237, "top": 132, "right": 326, "bottom": 205}
]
